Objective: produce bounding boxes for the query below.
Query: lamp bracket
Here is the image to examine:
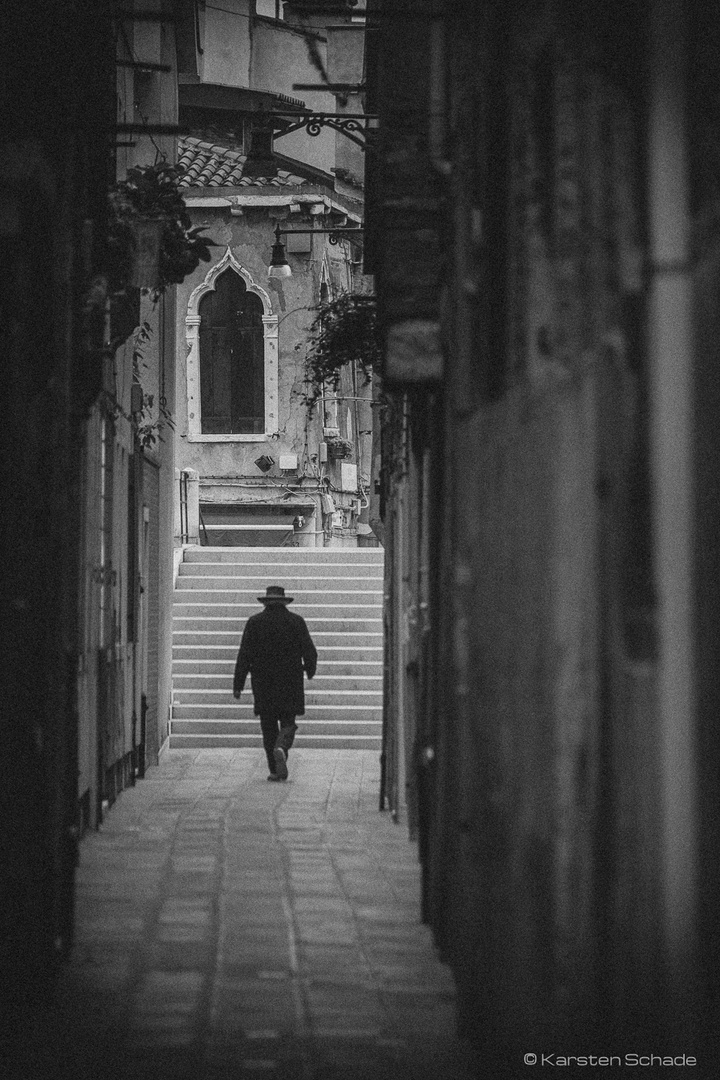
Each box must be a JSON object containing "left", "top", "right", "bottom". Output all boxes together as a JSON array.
[
  {"left": 259, "top": 112, "right": 377, "bottom": 150},
  {"left": 276, "top": 227, "right": 364, "bottom": 246}
]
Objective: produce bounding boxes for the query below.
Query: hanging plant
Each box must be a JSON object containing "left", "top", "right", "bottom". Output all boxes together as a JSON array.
[
  {"left": 303, "top": 291, "right": 381, "bottom": 409},
  {"left": 106, "top": 161, "right": 214, "bottom": 302},
  {"left": 326, "top": 436, "right": 354, "bottom": 459}
]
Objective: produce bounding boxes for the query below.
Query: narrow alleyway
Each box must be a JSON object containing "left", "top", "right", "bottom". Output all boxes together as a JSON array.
[{"left": 39, "top": 750, "right": 474, "bottom": 1080}]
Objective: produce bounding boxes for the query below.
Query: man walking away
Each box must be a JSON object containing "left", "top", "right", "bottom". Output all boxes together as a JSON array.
[{"left": 233, "top": 585, "right": 318, "bottom": 781}]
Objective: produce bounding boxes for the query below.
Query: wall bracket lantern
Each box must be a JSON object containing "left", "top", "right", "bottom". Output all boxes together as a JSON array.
[{"left": 268, "top": 224, "right": 364, "bottom": 278}]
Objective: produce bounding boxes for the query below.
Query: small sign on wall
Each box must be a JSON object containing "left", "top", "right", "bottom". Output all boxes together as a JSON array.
[{"left": 340, "top": 462, "right": 357, "bottom": 492}]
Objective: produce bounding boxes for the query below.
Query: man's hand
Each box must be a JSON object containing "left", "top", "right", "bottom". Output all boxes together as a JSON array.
[{"left": 233, "top": 691, "right": 241, "bottom": 700}]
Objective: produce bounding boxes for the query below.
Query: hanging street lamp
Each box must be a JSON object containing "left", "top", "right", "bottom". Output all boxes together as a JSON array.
[
  {"left": 268, "top": 224, "right": 292, "bottom": 278},
  {"left": 267, "top": 223, "right": 364, "bottom": 278}
]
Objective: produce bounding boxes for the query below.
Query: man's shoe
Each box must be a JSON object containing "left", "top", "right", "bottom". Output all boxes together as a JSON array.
[
  {"left": 273, "top": 747, "right": 288, "bottom": 780},
  {"left": 267, "top": 773, "right": 281, "bottom": 782}
]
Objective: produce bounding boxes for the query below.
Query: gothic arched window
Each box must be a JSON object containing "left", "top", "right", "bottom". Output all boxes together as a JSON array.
[{"left": 198, "top": 269, "right": 265, "bottom": 434}]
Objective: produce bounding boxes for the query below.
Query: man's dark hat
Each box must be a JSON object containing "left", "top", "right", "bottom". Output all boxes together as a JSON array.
[{"left": 258, "top": 585, "right": 294, "bottom": 604}]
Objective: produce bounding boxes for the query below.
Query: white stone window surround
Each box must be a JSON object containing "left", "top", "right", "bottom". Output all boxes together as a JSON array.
[{"left": 185, "top": 247, "right": 279, "bottom": 442}]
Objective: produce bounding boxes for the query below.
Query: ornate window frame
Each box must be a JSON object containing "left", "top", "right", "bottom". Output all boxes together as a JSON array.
[{"left": 185, "top": 248, "right": 279, "bottom": 441}]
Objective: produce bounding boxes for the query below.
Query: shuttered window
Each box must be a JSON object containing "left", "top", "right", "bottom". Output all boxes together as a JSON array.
[{"left": 199, "top": 269, "right": 265, "bottom": 434}]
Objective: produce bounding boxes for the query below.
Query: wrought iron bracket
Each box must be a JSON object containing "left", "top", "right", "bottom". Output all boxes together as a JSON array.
[
  {"left": 277, "top": 227, "right": 364, "bottom": 246},
  {"left": 261, "top": 112, "right": 377, "bottom": 150}
]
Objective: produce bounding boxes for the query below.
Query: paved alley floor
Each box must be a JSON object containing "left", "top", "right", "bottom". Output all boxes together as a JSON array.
[{"left": 45, "top": 750, "right": 476, "bottom": 1080}]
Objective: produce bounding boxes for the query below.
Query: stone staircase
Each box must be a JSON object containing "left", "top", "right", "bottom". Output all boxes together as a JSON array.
[{"left": 170, "top": 546, "right": 384, "bottom": 750}]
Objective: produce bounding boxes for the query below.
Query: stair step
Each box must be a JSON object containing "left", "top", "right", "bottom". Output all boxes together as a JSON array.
[
  {"left": 172, "top": 659, "right": 382, "bottom": 675},
  {"left": 172, "top": 650, "right": 382, "bottom": 667},
  {"left": 170, "top": 719, "right": 382, "bottom": 737},
  {"left": 173, "top": 631, "right": 381, "bottom": 647},
  {"left": 174, "top": 689, "right": 381, "bottom": 705},
  {"left": 173, "top": 620, "right": 382, "bottom": 637},
  {"left": 173, "top": 603, "right": 382, "bottom": 619},
  {"left": 183, "top": 547, "right": 384, "bottom": 564},
  {"left": 178, "top": 570, "right": 386, "bottom": 587},
  {"left": 172, "top": 704, "right": 382, "bottom": 720},
  {"left": 179, "top": 565, "right": 382, "bottom": 583},
  {"left": 169, "top": 734, "right": 381, "bottom": 750},
  {"left": 174, "top": 633, "right": 382, "bottom": 648},
  {"left": 174, "top": 589, "right": 383, "bottom": 604},
  {"left": 173, "top": 676, "right": 381, "bottom": 691}
]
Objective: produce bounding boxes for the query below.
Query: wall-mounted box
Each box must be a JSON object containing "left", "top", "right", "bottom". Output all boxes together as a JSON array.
[
  {"left": 286, "top": 231, "right": 313, "bottom": 253},
  {"left": 279, "top": 453, "right": 298, "bottom": 471}
]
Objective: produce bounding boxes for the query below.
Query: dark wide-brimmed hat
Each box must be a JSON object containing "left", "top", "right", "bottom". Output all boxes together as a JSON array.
[{"left": 258, "top": 585, "right": 294, "bottom": 604}]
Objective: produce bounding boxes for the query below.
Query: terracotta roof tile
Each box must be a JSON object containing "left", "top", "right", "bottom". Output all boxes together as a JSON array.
[{"left": 177, "top": 136, "right": 308, "bottom": 190}]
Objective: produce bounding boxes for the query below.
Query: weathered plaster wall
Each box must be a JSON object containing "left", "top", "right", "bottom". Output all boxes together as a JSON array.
[
  {"left": 440, "top": 373, "right": 603, "bottom": 1042},
  {"left": 326, "top": 25, "right": 365, "bottom": 186},
  {"left": 432, "top": 20, "right": 658, "bottom": 1037},
  {"left": 370, "top": 0, "right": 685, "bottom": 1056},
  {"left": 251, "top": 19, "right": 335, "bottom": 173},
  {"left": 200, "top": 0, "right": 252, "bottom": 87}
]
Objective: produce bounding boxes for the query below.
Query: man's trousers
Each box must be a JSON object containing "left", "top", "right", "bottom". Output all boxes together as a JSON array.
[{"left": 259, "top": 712, "right": 298, "bottom": 774}]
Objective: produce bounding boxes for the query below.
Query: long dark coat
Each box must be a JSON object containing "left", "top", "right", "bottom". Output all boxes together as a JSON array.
[{"left": 233, "top": 604, "right": 318, "bottom": 716}]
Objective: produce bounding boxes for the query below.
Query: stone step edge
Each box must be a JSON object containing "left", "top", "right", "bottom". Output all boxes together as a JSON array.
[
  {"left": 172, "top": 605, "right": 383, "bottom": 611},
  {"left": 168, "top": 739, "right": 381, "bottom": 748},
  {"left": 172, "top": 630, "right": 383, "bottom": 636},
  {"left": 172, "top": 617, "right": 383, "bottom": 623},
  {"left": 172, "top": 674, "right": 381, "bottom": 681},
  {"left": 171, "top": 730, "right": 381, "bottom": 736},
  {"left": 173, "top": 687, "right": 380, "bottom": 694},
  {"left": 182, "top": 549, "right": 384, "bottom": 556},
  {"left": 170, "top": 720, "right": 383, "bottom": 728},
  {"left": 182, "top": 558, "right": 384, "bottom": 567},
  {"left": 176, "top": 575, "right": 383, "bottom": 582},
  {"left": 173, "top": 676, "right": 381, "bottom": 683},
  {"left": 172, "top": 658, "right": 382, "bottom": 665},
  {"left": 171, "top": 639, "right": 382, "bottom": 648},
  {"left": 176, "top": 597, "right": 384, "bottom": 603},
  {"left": 172, "top": 706, "right": 383, "bottom": 714},
  {"left": 173, "top": 595, "right": 383, "bottom": 601}
]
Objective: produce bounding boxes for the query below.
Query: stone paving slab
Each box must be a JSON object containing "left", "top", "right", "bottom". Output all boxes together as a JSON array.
[{"left": 17, "top": 750, "right": 476, "bottom": 1080}]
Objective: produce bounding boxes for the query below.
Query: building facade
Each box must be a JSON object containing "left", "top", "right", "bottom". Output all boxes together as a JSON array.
[
  {"left": 171, "top": 0, "right": 371, "bottom": 548},
  {"left": 75, "top": 0, "right": 183, "bottom": 832},
  {"left": 175, "top": 161, "right": 367, "bottom": 548},
  {"left": 2, "top": 0, "right": 115, "bottom": 1016},
  {"left": 2, "top": 0, "right": 375, "bottom": 1038},
  {"left": 366, "top": 0, "right": 720, "bottom": 1063}
]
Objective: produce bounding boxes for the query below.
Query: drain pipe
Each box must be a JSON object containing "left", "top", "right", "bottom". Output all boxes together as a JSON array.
[{"left": 647, "top": 0, "right": 697, "bottom": 998}]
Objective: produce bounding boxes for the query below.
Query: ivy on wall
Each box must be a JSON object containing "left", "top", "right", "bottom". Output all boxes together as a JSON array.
[
  {"left": 303, "top": 292, "right": 381, "bottom": 409},
  {"left": 88, "top": 161, "right": 214, "bottom": 444}
]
